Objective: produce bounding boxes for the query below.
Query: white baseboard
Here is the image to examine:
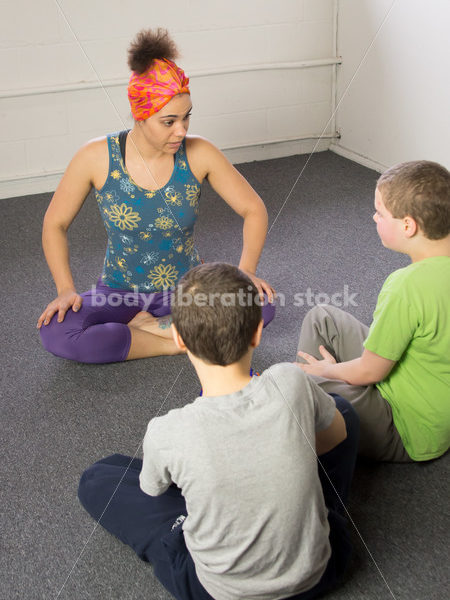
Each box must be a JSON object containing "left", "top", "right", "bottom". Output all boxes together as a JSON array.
[
  {"left": 329, "top": 143, "right": 388, "bottom": 173},
  {"left": 0, "top": 172, "right": 63, "bottom": 200},
  {"left": 0, "top": 138, "right": 333, "bottom": 200},
  {"left": 223, "top": 138, "right": 332, "bottom": 164}
]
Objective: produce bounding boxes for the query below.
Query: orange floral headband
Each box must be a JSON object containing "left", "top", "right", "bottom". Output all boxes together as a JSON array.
[{"left": 128, "top": 58, "right": 190, "bottom": 121}]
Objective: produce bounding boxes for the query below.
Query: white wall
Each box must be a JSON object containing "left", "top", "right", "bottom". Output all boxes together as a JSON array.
[
  {"left": 332, "top": 0, "right": 450, "bottom": 172},
  {"left": 0, "top": 0, "right": 338, "bottom": 198}
]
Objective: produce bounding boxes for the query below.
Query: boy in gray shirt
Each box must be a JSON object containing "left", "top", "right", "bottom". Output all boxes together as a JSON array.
[{"left": 78, "top": 263, "right": 359, "bottom": 600}]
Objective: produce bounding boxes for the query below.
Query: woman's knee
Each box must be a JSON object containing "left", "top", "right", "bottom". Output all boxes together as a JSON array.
[
  {"left": 39, "top": 314, "right": 84, "bottom": 360},
  {"left": 262, "top": 299, "right": 275, "bottom": 328},
  {"left": 39, "top": 310, "right": 130, "bottom": 363}
]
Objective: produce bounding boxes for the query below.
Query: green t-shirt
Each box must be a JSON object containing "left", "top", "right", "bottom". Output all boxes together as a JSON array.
[{"left": 364, "top": 256, "right": 450, "bottom": 461}]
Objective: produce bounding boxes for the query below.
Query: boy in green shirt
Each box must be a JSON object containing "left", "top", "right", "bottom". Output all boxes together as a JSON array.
[{"left": 296, "top": 160, "right": 450, "bottom": 462}]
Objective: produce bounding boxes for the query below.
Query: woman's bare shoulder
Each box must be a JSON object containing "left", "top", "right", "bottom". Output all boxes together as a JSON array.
[
  {"left": 185, "top": 135, "right": 223, "bottom": 181},
  {"left": 78, "top": 135, "right": 108, "bottom": 160},
  {"left": 73, "top": 136, "right": 110, "bottom": 189},
  {"left": 185, "top": 135, "right": 217, "bottom": 153}
]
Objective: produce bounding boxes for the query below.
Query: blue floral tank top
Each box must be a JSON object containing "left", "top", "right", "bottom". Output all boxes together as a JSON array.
[{"left": 95, "top": 132, "right": 202, "bottom": 292}]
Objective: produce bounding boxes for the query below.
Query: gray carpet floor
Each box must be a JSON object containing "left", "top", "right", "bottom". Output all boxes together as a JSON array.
[{"left": 1, "top": 150, "right": 448, "bottom": 600}]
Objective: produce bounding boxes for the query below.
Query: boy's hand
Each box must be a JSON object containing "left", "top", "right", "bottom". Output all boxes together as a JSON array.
[
  {"left": 296, "top": 345, "right": 337, "bottom": 378},
  {"left": 296, "top": 347, "right": 395, "bottom": 386}
]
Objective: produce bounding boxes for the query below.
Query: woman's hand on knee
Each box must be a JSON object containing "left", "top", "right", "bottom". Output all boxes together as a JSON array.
[
  {"left": 240, "top": 269, "right": 276, "bottom": 304},
  {"left": 37, "top": 290, "right": 83, "bottom": 327}
]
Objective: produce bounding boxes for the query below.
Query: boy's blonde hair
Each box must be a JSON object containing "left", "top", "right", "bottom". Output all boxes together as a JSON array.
[{"left": 377, "top": 160, "right": 450, "bottom": 240}]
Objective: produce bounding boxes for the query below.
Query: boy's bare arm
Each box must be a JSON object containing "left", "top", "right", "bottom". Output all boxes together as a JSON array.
[
  {"left": 315, "top": 409, "right": 347, "bottom": 455},
  {"left": 297, "top": 346, "right": 396, "bottom": 386}
]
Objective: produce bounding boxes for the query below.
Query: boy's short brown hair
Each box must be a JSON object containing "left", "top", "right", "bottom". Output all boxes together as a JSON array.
[
  {"left": 377, "top": 160, "right": 450, "bottom": 240},
  {"left": 171, "top": 263, "right": 262, "bottom": 366}
]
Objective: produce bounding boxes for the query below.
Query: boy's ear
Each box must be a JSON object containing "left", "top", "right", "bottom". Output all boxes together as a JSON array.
[
  {"left": 403, "top": 216, "right": 418, "bottom": 238},
  {"left": 171, "top": 323, "right": 187, "bottom": 352},
  {"left": 250, "top": 319, "right": 264, "bottom": 349}
]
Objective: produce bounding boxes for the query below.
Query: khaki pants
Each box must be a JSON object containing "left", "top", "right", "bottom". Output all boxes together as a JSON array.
[{"left": 297, "top": 305, "right": 411, "bottom": 462}]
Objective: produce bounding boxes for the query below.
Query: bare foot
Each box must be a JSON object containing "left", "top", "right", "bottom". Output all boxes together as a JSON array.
[
  {"left": 128, "top": 311, "right": 173, "bottom": 338},
  {"left": 126, "top": 311, "right": 184, "bottom": 359},
  {"left": 128, "top": 311, "right": 157, "bottom": 330}
]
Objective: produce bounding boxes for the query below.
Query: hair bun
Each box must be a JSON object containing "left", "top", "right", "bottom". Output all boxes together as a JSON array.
[{"left": 127, "top": 28, "right": 179, "bottom": 74}]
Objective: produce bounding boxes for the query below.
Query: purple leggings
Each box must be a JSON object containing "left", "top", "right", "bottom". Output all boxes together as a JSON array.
[{"left": 40, "top": 280, "right": 276, "bottom": 364}]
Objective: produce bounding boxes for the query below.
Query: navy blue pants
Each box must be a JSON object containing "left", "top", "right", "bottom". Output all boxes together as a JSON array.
[{"left": 78, "top": 396, "right": 359, "bottom": 600}]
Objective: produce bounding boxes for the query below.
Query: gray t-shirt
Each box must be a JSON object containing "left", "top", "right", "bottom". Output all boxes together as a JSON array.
[{"left": 140, "top": 363, "right": 336, "bottom": 600}]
